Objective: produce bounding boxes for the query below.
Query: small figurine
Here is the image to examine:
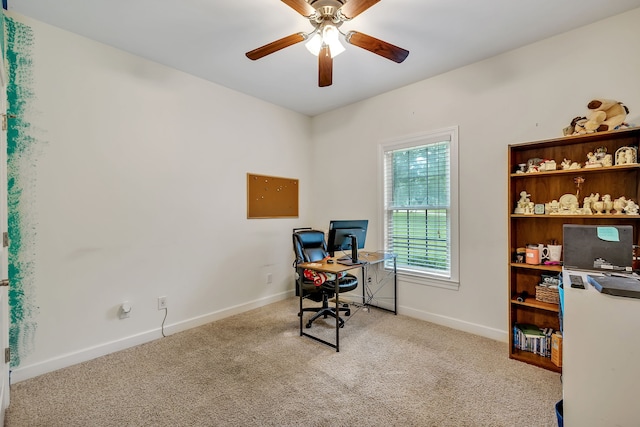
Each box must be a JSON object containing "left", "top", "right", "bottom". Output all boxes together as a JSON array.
[
  {"left": 539, "top": 159, "right": 557, "bottom": 171},
  {"left": 585, "top": 152, "right": 603, "bottom": 168},
  {"left": 526, "top": 158, "right": 543, "bottom": 173},
  {"left": 545, "top": 200, "right": 560, "bottom": 214},
  {"left": 625, "top": 199, "right": 639, "bottom": 215},
  {"left": 585, "top": 193, "right": 601, "bottom": 215},
  {"left": 582, "top": 197, "right": 593, "bottom": 215},
  {"left": 561, "top": 158, "right": 581, "bottom": 170},
  {"left": 626, "top": 149, "right": 635, "bottom": 164},
  {"left": 617, "top": 150, "right": 626, "bottom": 164},
  {"left": 585, "top": 147, "right": 612, "bottom": 168},
  {"left": 593, "top": 199, "right": 605, "bottom": 215},
  {"left": 615, "top": 146, "right": 638, "bottom": 165},
  {"left": 515, "top": 191, "right": 534, "bottom": 214},
  {"left": 602, "top": 194, "right": 613, "bottom": 214},
  {"left": 569, "top": 200, "right": 580, "bottom": 214},
  {"left": 613, "top": 197, "right": 627, "bottom": 214},
  {"left": 574, "top": 176, "right": 585, "bottom": 199}
]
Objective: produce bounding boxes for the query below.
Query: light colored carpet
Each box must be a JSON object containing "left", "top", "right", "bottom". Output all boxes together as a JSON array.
[{"left": 5, "top": 297, "right": 562, "bottom": 426}]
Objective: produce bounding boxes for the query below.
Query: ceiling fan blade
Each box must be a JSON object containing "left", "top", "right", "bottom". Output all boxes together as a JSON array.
[
  {"left": 345, "top": 31, "right": 409, "bottom": 63},
  {"left": 338, "top": 0, "right": 380, "bottom": 20},
  {"left": 281, "top": 0, "right": 317, "bottom": 18},
  {"left": 318, "top": 46, "right": 333, "bottom": 87},
  {"left": 246, "top": 33, "right": 306, "bottom": 60}
]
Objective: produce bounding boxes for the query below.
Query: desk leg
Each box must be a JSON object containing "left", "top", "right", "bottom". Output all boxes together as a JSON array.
[
  {"left": 393, "top": 257, "right": 397, "bottom": 315},
  {"left": 359, "top": 256, "right": 397, "bottom": 314},
  {"left": 335, "top": 275, "right": 340, "bottom": 352},
  {"left": 361, "top": 264, "right": 367, "bottom": 308},
  {"left": 298, "top": 267, "right": 303, "bottom": 336}
]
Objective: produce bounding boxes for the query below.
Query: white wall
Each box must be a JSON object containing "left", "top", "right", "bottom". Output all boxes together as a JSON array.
[
  {"left": 8, "top": 8, "right": 640, "bottom": 382},
  {"left": 8, "top": 13, "right": 313, "bottom": 382},
  {"left": 310, "top": 8, "right": 640, "bottom": 340}
]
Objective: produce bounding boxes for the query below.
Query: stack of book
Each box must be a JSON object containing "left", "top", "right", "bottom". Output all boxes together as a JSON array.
[{"left": 513, "top": 323, "right": 554, "bottom": 357}]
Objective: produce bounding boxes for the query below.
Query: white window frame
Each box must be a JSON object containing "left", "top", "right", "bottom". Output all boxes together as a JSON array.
[{"left": 379, "top": 126, "right": 459, "bottom": 290}]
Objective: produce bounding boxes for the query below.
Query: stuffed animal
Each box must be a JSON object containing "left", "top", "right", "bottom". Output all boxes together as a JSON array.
[
  {"left": 581, "top": 99, "right": 629, "bottom": 133},
  {"left": 565, "top": 99, "right": 630, "bottom": 136},
  {"left": 563, "top": 116, "right": 587, "bottom": 136}
]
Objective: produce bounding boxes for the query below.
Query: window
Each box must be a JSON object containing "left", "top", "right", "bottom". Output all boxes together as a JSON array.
[{"left": 381, "top": 127, "right": 459, "bottom": 287}]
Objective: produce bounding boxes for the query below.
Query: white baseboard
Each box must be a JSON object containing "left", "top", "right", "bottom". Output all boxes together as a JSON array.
[
  {"left": 10, "top": 291, "right": 294, "bottom": 383},
  {"left": 12, "top": 294, "right": 506, "bottom": 383},
  {"left": 399, "top": 305, "right": 508, "bottom": 343}
]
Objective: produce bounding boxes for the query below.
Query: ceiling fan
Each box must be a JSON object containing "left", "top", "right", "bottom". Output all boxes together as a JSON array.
[{"left": 245, "top": 0, "right": 409, "bottom": 87}]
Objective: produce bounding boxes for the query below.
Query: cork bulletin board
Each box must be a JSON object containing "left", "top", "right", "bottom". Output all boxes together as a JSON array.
[{"left": 247, "top": 173, "right": 299, "bottom": 219}]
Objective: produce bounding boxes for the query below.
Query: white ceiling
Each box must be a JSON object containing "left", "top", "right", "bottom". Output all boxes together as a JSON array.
[{"left": 9, "top": 0, "right": 640, "bottom": 116}]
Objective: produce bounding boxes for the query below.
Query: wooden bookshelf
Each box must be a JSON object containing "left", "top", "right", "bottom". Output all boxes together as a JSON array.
[{"left": 508, "top": 128, "right": 640, "bottom": 372}]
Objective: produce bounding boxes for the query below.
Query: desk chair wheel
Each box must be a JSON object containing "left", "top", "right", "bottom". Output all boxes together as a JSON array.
[{"left": 305, "top": 317, "right": 346, "bottom": 328}]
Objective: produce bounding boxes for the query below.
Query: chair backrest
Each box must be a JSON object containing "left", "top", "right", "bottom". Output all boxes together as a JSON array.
[{"left": 293, "top": 229, "right": 328, "bottom": 265}]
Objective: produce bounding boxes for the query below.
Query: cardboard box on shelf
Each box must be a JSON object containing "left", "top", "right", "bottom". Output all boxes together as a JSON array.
[{"left": 551, "top": 332, "right": 563, "bottom": 367}]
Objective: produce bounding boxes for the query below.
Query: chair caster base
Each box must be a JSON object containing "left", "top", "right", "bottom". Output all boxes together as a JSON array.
[{"left": 306, "top": 318, "right": 345, "bottom": 328}]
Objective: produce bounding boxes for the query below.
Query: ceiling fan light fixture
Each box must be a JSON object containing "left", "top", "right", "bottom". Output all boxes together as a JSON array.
[
  {"left": 322, "top": 24, "right": 345, "bottom": 57},
  {"left": 305, "top": 24, "right": 345, "bottom": 58},
  {"left": 305, "top": 32, "right": 323, "bottom": 56}
]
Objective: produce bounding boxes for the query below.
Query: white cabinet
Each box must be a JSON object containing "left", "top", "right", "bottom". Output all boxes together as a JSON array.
[{"left": 562, "top": 268, "right": 640, "bottom": 426}]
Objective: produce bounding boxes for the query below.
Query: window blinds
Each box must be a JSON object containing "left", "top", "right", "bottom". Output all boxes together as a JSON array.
[{"left": 383, "top": 138, "right": 451, "bottom": 276}]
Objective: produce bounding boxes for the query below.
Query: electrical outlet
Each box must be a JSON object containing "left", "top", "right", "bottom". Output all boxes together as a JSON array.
[
  {"left": 157, "top": 296, "right": 167, "bottom": 310},
  {"left": 119, "top": 301, "right": 132, "bottom": 319},
  {"left": 266, "top": 273, "right": 273, "bottom": 284}
]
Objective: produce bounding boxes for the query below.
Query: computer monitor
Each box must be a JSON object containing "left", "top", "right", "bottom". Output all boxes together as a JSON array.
[
  {"left": 563, "top": 224, "right": 634, "bottom": 272},
  {"left": 328, "top": 220, "right": 368, "bottom": 264}
]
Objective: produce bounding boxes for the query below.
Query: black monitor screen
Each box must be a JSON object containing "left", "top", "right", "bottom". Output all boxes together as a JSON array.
[
  {"left": 563, "top": 224, "right": 634, "bottom": 272},
  {"left": 328, "top": 220, "right": 368, "bottom": 262}
]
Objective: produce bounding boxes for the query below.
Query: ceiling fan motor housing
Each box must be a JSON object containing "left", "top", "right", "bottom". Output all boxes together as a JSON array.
[{"left": 309, "top": 0, "right": 346, "bottom": 23}]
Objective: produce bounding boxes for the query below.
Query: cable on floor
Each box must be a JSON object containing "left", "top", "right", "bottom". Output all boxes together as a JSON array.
[{"left": 161, "top": 307, "right": 168, "bottom": 337}]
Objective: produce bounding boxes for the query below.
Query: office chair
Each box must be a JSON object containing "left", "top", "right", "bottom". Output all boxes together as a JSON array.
[{"left": 292, "top": 228, "right": 358, "bottom": 328}]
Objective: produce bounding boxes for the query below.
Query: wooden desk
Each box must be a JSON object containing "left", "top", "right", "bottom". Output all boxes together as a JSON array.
[{"left": 297, "top": 252, "right": 396, "bottom": 351}]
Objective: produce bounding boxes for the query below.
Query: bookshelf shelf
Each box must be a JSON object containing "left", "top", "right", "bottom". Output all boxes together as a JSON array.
[
  {"left": 510, "top": 297, "right": 559, "bottom": 312},
  {"left": 511, "top": 349, "right": 562, "bottom": 373},
  {"left": 510, "top": 263, "right": 562, "bottom": 273},
  {"left": 511, "top": 214, "right": 640, "bottom": 219},
  {"left": 510, "top": 163, "right": 640, "bottom": 179}
]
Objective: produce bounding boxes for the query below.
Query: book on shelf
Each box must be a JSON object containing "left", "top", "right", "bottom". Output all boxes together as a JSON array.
[
  {"left": 515, "top": 323, "right": 544, "bottom": 337},
  {"left": 513, "top": 323, "right": 554, "bottom": 357}
]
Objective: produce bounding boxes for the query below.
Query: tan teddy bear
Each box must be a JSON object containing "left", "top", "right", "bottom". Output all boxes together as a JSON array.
[{"left": 581, "top": 99, "right": 629, "bottom": 133}]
